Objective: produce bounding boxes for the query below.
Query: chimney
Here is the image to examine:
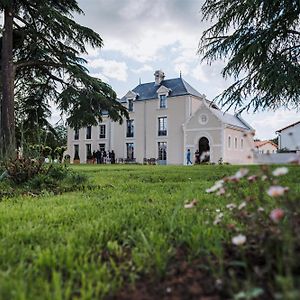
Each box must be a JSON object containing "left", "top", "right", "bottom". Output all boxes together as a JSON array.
[{"left": 154, "top": 70, "right": 165, "bottom": 85}]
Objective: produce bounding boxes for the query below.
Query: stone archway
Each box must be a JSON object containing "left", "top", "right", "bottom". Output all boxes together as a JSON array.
[{"left": 199, "top": 137, "right": 210, "bottom": 162}]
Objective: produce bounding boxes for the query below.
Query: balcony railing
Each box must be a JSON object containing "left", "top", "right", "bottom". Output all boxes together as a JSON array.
[{"left": 126, "top": 132, "right": 134, "bottom": 138}]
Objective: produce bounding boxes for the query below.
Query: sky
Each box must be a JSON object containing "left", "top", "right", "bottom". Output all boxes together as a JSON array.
[{"left": 62, "top": 0, "right": 299, "bottom": 140}]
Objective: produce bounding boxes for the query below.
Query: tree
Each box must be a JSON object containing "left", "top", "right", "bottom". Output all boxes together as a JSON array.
[
  {"left": 0, "top": 0, "right": 128, "bottom": 159},
  {"left": 198, "top": 0, "right": 300, "bottom": 112}
]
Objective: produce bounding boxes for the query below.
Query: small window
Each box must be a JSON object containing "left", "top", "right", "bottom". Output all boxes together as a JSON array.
[
  {"left": 159, "top": 95, "right": 167, "bottom": 109},
  {"left": 86, "top": 126, "right": 92, "bottom": 139},
  {"left": 126, "top": 143, "right": 134, "bottom": 160},
  {"left": 74, "top": 128, "right": 79, "bottom": 140},
  {"left": 228, "top": 136, "right": 231, "bottom": 148},
  {"left": 241, "top": 138, "right": 244, "bottom": 149},
  {"left": 126, "top": 120, "right": 134, "bottom": 138},
  {"left": 158, "top": 142, "right": 167, "bottom": 161},
  {"left": 128, "top": 99, "right": 133, "bottom": 112},
  {"left": 235, "top": 137, "right": 238, "bottom": 149},
  {"left": 99, "top": 125, "right": 106, "bottom": 139},
  {"left": 158, "top": 117, "right": 167, "bottom": 136}
]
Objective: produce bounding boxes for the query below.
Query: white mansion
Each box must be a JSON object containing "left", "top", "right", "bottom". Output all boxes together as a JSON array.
[{"left": 67, "top": 70, "right": 255, "bottom": 165}]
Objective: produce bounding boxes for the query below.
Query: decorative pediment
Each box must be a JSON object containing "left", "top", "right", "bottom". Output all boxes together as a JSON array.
[
  {"left": 156, "top": 85, "right": 171, "bottom": 95},
  {"left": 124, "top": 90, "right": 139, "bottom": 100}
]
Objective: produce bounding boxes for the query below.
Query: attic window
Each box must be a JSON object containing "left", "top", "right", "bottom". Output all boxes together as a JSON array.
[
  {"left": 159, "top": 95, "right": 167, "bottom": 108},
  {"left": 128, "top": 99, "right": 133, "bottom": 112}
]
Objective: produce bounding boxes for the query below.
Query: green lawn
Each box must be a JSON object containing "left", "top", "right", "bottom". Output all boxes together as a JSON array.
[{"left": 0, "top": 164, "right": 299, "bottom": 299}]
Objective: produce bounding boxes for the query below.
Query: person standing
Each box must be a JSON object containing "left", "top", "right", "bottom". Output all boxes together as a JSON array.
[
  {"left": 186, "top": 149, "right": 193, "bottom": 165},
  {"left": 111, "top": 150, "right": 116, "bottom": 164},
  {"left": 195, "top": 149, "right": 200, "bottom": 164}
]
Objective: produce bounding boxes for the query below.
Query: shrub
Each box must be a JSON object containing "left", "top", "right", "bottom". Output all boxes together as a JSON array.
[{"left": 205, "top": 166, "right": 300, "bottom": 299}]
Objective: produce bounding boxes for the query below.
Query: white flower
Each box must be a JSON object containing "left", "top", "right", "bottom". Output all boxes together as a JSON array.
[
  {"left": 213, "top": 213, "right": 224, "bottom": 225},
  {"left": 261, "top": 175, "right": 268, "bottom": 181},
  {"left": 184, "top": 199, "right": 197, "bottom": 209},
  {"left": 206, "top": 180, "right": 224, "bottom": 193},
  {"left": 257, "top": 207, "right": 265, "bottom": 212},
  {"left": 215, "top": 209, "right": 221, "bottom": 213},
  {"left": 267, "top": 186, "right": 289, "bottom": 197},
  {"left": 234, "top": 168, "right": 249, "bottom": 179},
  {"left": 226, "top": 203, "right": 237, "bottom": 210},
  {"left": 238, "top": 201, "right": 247, "bottom": 210},
  {"left": 232, "top": 234, "right": 247, "bottom": 246},
  {"left": 272, "top": 167, "right": 288, "bottom": 177}
]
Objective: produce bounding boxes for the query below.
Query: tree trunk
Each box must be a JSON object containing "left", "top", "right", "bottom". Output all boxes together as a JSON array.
[{"left": 1, "top": 2, "right": 16, "bottom": 160}]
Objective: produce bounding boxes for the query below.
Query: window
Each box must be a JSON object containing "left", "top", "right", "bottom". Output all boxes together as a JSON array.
[
  {"left": 99, "top": 125, "right": 106, "bottom": 139},
  {"left": 158, "top": 142, "right": 167, "bottom": 161},
  {"left": 158, "top": 117, "right": 167, "bottom": 136},
  {"left": 235, "top": 137, "right": 238, "bottom": 149},
  {"left": 99, "top": 143, "right": 105, "bottom": 152},
  {"left": 74, "top": 128, "right": 79, "bottom": 140},
  {"left": 228, "top": 136, "right": 231, "bottom": 148},
  {"left": 159, "top": 94, "right": 167, "bottom": 108},
  {"left": 241, "top": 138, "right": 244, "bottom": 149},
  {"left": 128, "top": 99, "right": 133, "bottom": 112},
  {"left": 126, "top": 120, "right": 134, "bottom": 138},
  {"left": 126, "top": 143, "right": 134, "bottom": 160},
  {"left": 74, "top": 145, "right": 79, "bottom": 159},
  {"left": 86, "top": 126, "right": 92, "bottom": 139},
  {"left": 86, "top": 144, "right": 92, "bottom": 159}
]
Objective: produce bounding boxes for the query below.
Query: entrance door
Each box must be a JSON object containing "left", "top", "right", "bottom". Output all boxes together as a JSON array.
[{"left": 199, "top": 137, "right": 210, "bottom": 162}]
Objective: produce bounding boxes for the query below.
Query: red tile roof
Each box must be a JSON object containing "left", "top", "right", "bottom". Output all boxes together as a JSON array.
[{"left": 254, "top": 140, "right": 278, "bottom": 148}]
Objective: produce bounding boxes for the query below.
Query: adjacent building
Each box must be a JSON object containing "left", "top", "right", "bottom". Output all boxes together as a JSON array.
[
  {"left": 254, "top": 140, "right": 277, "bottom": 154},
  {"left": 67, "top": 70, "right": 255, "bottom": 165},
  {"left": 276, "top": 121, "right": 300, "bottom": 151}
]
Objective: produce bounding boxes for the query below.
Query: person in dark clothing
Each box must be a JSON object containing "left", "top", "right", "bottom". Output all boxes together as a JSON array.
[
  {"left": 195, "top": 150, "right": 200, "bottom": 164},
  {"left": 111, "top": 150, "right": 116, "bottom": 164},
  {"left": 103, "top": 150, "right": 107, "bottom": 164},
  {"left": 96, "top": 150, "right": 101, "bottom": 164},
  {"left": 92, "top": 151, "right": 96, "bottom": 164}
]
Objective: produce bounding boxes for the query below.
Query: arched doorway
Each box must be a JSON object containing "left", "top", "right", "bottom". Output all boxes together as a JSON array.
[{"left": 199, "top": 137, "right": 210, "bottom": 162}]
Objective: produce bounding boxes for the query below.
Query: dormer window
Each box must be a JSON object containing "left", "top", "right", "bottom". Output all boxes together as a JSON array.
[
  {"left": 128, "top": 99, "right": 133, "bottom": 112},
  {"left": 159, "top": 95, "right": 167, "bottom": 109}
]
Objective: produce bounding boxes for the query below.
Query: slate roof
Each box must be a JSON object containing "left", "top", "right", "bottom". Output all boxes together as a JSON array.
[
  {"left": 212, "top": 109, "right": 253, "bottom": 130},
  {"left": 120, "top": 77, "right": 203, "bottom": 102},
  {"left": 120, "top": 76, "right": 253, "bottom": 131},
  {"left": 276, "top": 120, "right": 300, "bottom": 133}
]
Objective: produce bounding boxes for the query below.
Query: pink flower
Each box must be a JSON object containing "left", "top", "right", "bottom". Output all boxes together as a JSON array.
[
  {"left": 216, "top": 187, "right": 226, "bottom": 196},
  {"left": 247, "top": 175, "right": 258, "bottom": 182},
  {"left": 270, "top": 208, "right": 285, "bottom": 223},
  {"left": 267, "top": 186, "right": 289, "bottom": 197}
]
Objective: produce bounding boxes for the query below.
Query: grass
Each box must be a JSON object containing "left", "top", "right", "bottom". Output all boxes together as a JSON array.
[{"left": 0, "top": 164, "right": 299, "bottom": 299}]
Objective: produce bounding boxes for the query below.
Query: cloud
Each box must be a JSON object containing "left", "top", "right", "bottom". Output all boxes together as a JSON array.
[
  {"left": 248, "top": 110, "right": 300, "bottom": 140},
  {"left": 88, "top": 58, "right": 128, "bottom": 81},
  {"left": 192, "top": 64, "right": 209, "bottom": 83},
  {"left": 131, "top": 64, "right": 153, "bottom": 74},
  {"left": 77, "top": 0, "right": 204, "bottom": 63}
]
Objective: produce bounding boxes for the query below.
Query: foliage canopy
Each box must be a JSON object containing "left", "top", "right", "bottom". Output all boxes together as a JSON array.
[{"left": 198, "top": 0, "right": 300, "bottom": 111}]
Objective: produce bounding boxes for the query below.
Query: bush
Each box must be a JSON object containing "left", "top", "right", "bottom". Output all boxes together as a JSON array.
[{"left": 206, "top": 166, "right": 300, "bottom": 299}]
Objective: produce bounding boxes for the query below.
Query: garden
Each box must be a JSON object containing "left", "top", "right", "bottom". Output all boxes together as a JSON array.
[{"left": 0, "top": 163, "right": 299, "bottom": 299}]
